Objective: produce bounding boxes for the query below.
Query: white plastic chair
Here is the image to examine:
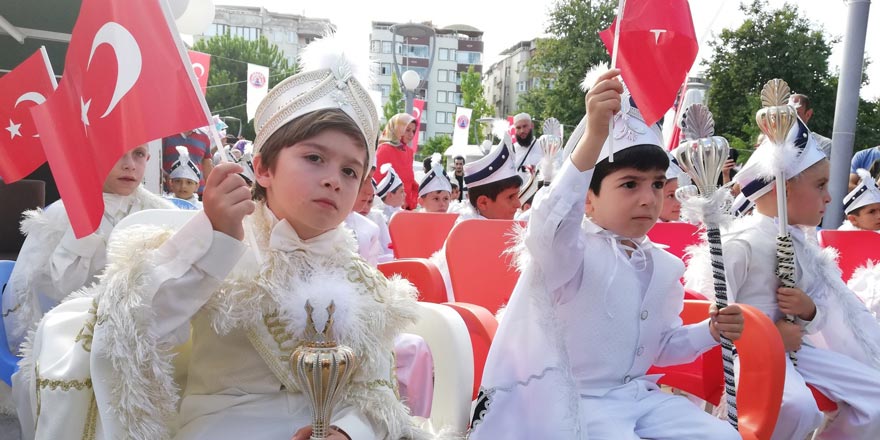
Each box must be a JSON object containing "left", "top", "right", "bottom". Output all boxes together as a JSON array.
[
  {"left": 405, "top": 302, "right": 474, "bottom": 433},
  {"left": 112, "top": 208, "right": 199, "bottom": 235}
]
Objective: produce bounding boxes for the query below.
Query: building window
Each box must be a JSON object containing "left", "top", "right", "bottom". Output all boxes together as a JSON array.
[
  {"left": 407, "top": 44, "right": 429, "bottom": 59},
  {"left": 436, "top": 112, "right": 446, "bottom": 124},
  {"left": 453, "top": 93, "right": 462, "bottom": 105},
  {"left": 379, "top": 85, "right": 391, "bottom": 97},
  {"left": 517, "top": 81, "right": 527, "bottom": 92},
  {"left": 447, "top": 112, "right": 455, "bottom": 122},
  {"left": 382, "top": 41, "right": 392, "bottom": 54},
  {"left": 371, "top": 40, "right": 382, "bottom": 53},
  {"left": 205, "top": 23, "right": 228, "bottom": 37},
  {"left": 449, "top": 49, "right": 456, "bottom": 61},
  {"left": 439, "top": 48, "right": 449, "bottom": 61},
  {"left": 380, "top": 63, "right": 392, "bottom": 75},
  {"left": 438, "top": 70, "right": 447, "bottom": 82},
  {"left": 437, "top": 90, "right": 447, "bottom": 103},
  {"left": 456, "top": 50, "right": 482, "bottom": 65}
]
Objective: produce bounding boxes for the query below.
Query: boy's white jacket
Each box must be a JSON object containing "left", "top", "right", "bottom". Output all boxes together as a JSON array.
[
  {"left": 18, "top": 203, "right": 455, "bottom": 440},
  {"left": 3, "top": 187, "right": 172, "bottom": 351},
  {"left": 684, "top": 215, "right": 880, "bottom": 371}
]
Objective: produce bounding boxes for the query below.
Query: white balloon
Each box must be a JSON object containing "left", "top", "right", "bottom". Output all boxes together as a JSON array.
[
  {"left": 167, "top": 0, "right": 190, "bottom": 19},
  {"left": 176, "top": 0, "right": 215, "bottom": 35}
]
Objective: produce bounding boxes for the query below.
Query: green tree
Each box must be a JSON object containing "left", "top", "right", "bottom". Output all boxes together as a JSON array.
[
  {"left": 460, "top": 65, "right": 493, "bottom": 144},
  {"left": 382, "top": 72, "right": 405, "bottom": 132},
  {"left": 705, "top": 0, "right": 837, "bottom": 151},
  {"left": 419, "top": 135, "right": 453, "bottom": 161},
  {"left": 192, "top": 34, "right": 297, "bottom": 140},
  {"left": 518, "top": 0, "right": 618, "bottom": 128}
]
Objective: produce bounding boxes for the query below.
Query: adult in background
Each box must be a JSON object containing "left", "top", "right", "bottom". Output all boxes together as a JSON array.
[
  {"left": 790, "top": 94, "right": 832, "bottom": 157},
  {"left": 512, "top": 113, "right": 543, "bottom": 173},
  {"left": 850, "top": 145, "right": 880, "bottom": 191},
  {"left": 453, "top": 155, "right": 466, "bottom": 202},
  {"left": 162, "top": 129, "right": 214, "bottom": 195},
  {"left": 374, "top": 113, "right": 419, "bottom": 209}
]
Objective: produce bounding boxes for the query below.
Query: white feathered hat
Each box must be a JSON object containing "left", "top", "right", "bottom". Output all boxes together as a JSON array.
[
  {"left": 419, "top": 153, "right": 452, "bottom": 197},
  {"left": 169, "top": 146, "right": 201, "bottom": 182},
  {"left": 845, "top": 169, "right": 880, "bottom": 215},
  {"left": 252, "top": 34, "right": 379, "bottom": 167},
  {"left": 376, "top": 162, "right": 403, "bottom": 198}
]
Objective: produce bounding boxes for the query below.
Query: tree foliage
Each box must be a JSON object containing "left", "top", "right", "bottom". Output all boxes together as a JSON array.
[
  {"left": 419, "top": 134, "right": 453, "bottom": 162},
  {"left": 460, "top": 65, "right": 493, "bottom": 144},
  {"left": 518, "top": 0, "right": 617, "bottom": 128},
  {"left": 192, "top": 34, "right": 297, "bottom": 140},
  {"left": 383, "top": 72, "right": 405, "bottom": 131}
]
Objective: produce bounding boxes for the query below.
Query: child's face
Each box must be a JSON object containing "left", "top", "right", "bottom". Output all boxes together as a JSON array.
[
  {"left": 103, "top": 145, "right": 149, "bottom": 196},
  {"left": 477, "top": 187, "right": 521, "bottom": 220},
  {"left": 658, "top": 179, "right": 681, "bottom": 222},
  {"left": 848, "top": 203, "right": 880, "bottom": 231},
  {"left": 383, "top": 186, "right": 405, "bottom": 208},
  {"left": 451, "top": 186, "right": 460, "bottom": 200},
  {"left": 353, "top": 179, "right": 375, "bottom": 215},
  {"left": 420, "top": 190, "right": 451, "bottom": 213},
  {"left": 170, "top": 178, "right": 198, "bottom": 200},
  {"left": 588, "top": 167, "right": 665, "bottom": 238},
  {"left": 786, "top": 160, "right": 831, "bottom": 227},
  {"left": 254, "top": 129, "right": 365, "bottom": 240}
]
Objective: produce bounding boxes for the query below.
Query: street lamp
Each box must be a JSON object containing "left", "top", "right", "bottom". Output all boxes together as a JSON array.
[
  {"left": 400, "top": 70, "right": 421, "bottom": 115},
  {"left": 389, "top": 22, "right": 435, "bottom": 115}
]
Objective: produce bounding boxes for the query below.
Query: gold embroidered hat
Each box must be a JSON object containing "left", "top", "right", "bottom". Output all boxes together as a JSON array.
[{"left": 253, "top": 35, "right": 380, "bottom": 165}]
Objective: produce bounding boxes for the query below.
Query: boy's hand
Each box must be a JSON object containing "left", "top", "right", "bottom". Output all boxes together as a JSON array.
[
  {"left": 585, "top": 68, "right": 623, "bottom": 143},
  {"left": 775, "top": 319, "right": 804, "bottom": 352},
  {"left": 777, "top": 287, "right": 816, "bottom": 321},
  {"left": 203, "top": 162, "right": 255, "bottom": 241},
  {"left": 292, "top": 426, "right": 349, "bottom": 440},
  {"left": 709, "top": 303, "right": 744, "bottom": 342},
  {"left": 571, "top": 68, "right": 622, "bottom": 172}
]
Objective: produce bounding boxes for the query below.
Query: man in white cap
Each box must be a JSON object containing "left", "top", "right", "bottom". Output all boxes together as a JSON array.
[
  {"left": 167, "top": 145, "right": 204, "bottom": 208},
  {"left": 512, "top": 113, "right": 543, "bottom": 176}
]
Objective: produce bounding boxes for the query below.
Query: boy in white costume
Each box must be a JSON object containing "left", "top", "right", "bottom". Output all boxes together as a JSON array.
[
  {"left": 658, "top": 153, "right": 688, "bottom": 222},
  {"left": 166, "top": 145, "right": 204, "bottom": 208},
  {"left": 1, "top": 145, "right": 171, "bottom": 353},
  {"left": 514, "top": 171, "right": 540, "bottom": 222},
  {"left": 468, "top": 69, "right": 743, "bottom": 440},
  {"left": 417, "top": 154, "right": 452, "bottom": 213},
  {"left": 374, "top": 163, "right": 405, "bottom": 222},
  {"left": 428, "top": 136, "right": 522, "bottom": 301},
  {"left": 17, "top": 37, "right": 437, "bottom": 440},
  {"left": 686, "top": 116, "right": 880, "bottom": 439},
  {"left": 838, "top": 169, "right": 880, "bottom": 232}
]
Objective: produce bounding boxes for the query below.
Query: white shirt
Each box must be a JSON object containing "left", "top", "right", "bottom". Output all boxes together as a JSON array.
[{"left": 344, "top": 212, "right": 385, "bottom": 267}]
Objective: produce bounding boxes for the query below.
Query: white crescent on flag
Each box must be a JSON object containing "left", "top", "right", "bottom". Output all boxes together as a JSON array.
[
  {"left": 412, "top": 107, "right": 421, "bottom": 120},
  {"left": 193, "top": 62, "right": 205, "bottom": 77},
  {"left": 14, "top": 92, "right": 47, "bottom": 138},
  {"left": 86, "top": 22, "right": 143, "bottom": 119}
]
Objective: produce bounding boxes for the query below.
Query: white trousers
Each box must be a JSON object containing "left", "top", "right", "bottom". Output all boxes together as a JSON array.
[{"left": 579, "top": 379, "right": 739, "bottom": 440}]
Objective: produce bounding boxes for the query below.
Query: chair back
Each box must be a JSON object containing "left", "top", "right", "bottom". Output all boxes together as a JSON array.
[
  {"left": 378, "top": 259, "right": 447, "bottom": 303},
  {"left": 647, "top": 221, "right": 701, "bottom": 260},
  {"left": 405, "top": 302, "right": 473, "bottom": 432},
  {"left": 0, "top": 179, "right": 46, "bottom": 259},
  {"left": 442, "top": 302, "right": 498, "bottom": 400},
  {"left": 445, "top": 220, "right": 522, "bottom": 313},
  {"left": 0, "top": 260, "right": 20, "bottom": 385},
  {"left": 388, "top": 212, "right": 458, "bottom": 259},
  {"left": 649, "top": 300, "right": 785, "bottom": 440},
  {"left": 168, "top": 197, "right": 198, "bottom": 210},
  {"left": 818, "top": 230, "right": 880, "bottom": 281}
]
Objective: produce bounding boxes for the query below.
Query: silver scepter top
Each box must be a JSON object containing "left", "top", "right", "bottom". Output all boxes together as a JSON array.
[{"left": 674, "top": 103, "right": 730, "bottom": 197}]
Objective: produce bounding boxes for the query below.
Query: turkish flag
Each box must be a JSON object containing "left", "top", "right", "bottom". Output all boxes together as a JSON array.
[
  {"left": 0, "top": 48, "right": 57, "bottom": 183},
  {"left": 507, "top": 116, "right": 516, "bottom": 138},
  {"left": 599, "top": 0, "right": 698, "bottom": 126},
  {"left": 30, "top": 0, "right": 207, "bottom": 237},
  {"left": 409, "top": 98, "right": 425, "bottom": 153},
  {"left": 188, "top": 50, "right": 211, "bottom": 95}
]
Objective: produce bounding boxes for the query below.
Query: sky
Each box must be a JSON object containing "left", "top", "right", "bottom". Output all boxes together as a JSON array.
[{"left": 216, "top": 0, "right": 880, "bottom": 99}]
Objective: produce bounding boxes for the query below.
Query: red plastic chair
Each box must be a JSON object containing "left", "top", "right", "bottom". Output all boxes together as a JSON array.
[
  {"left": 378, "top": 258, "right": 447, "bottom": 304},
  {"left": 445, "top": 219, "right": 524, "bottom": 314},
  {"left": 648, "top": 300, "right": 786, "bottom": 440},
  {"left": 442, "top": 302, "right": 498, "bottom": 400},
  {"left": 817, "top": 230, "right": 880, "bottom": 282},
  {"left": 388, "top": 212, "right": 459, "bottom": 259},
  {"left": 647, "top": 222, "right": 701, "bottom": 260}
]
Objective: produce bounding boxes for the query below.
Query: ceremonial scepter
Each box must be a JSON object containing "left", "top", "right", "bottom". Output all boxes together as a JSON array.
[
  {"left": 755, "top": 79, "right": 800, "bottom": 366},
  {"left": 674, "top": 103, "right": 738, "bottom": 429}
]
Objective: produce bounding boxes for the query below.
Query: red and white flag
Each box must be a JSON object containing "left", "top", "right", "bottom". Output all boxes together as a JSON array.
[
  {"left": 599, "top": 0, "right": 699, "bottom": 127},
  {"left": 30, "top": 0, "right": 208, "bottom": 237},
  {"left": 188, "top": 50, "right": 211, "bottom": 95},
  {"left": 0, "top": 47, "right": 57, "bottom": 183},
  {"left": 410, "top": 98, "right": 425, "bottom": 153}
]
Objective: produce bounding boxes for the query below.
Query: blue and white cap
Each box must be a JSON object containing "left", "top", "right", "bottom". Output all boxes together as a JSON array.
[
  {"left": 419, "top": 153, "right": 452, "bottom": 197},
  {"left": 464, "top": 133, "right": 519, "bottom": 188},
  {"left": 734, "top": 118, "right": 826, "bottom": 204},
  {"left": 844, "top": 169, "right": 880, "bottom": 215},
  {"left": 169, "top": 146, "right": 201, "bottom": 182},
  {"left": 376, "top": 162, "right": 403, "bottom": 198}
]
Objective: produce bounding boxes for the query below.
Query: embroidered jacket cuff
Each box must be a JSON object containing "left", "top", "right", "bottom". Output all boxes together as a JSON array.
[{"left": 332, "top": 406, "right": 375, "bottom": 439}]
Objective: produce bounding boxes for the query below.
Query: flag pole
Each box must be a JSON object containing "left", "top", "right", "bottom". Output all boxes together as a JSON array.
[
  {"left": 38, "top": 46, "right": 58, "bottom": 90},
  {"left": 157, "top": 0, "right": 231, "bottom": 164},
  {"left": 608, "top": 0, "right": 626, "bottom": 163}
]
